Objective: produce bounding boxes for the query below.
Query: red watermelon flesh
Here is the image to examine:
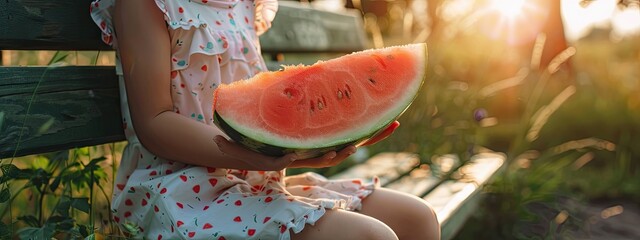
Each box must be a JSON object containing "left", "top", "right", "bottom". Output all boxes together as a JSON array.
[{"left": 214, "top": 43, "right": 427, "bottom": 157}]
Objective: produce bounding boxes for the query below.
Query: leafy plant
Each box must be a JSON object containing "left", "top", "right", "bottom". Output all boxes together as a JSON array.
[{"left": 0, "top": 50, "right": 122, "bottom": 239}]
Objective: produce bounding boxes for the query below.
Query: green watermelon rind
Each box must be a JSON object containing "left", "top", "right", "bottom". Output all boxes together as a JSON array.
[
  {"left": 214, "top": 111, "right": 357, "bottom": 158},
  {"left": 214, "top": 44, "right": 427, "bottom": 158}
]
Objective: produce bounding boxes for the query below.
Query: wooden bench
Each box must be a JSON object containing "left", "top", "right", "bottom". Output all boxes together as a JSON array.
[{"left": 0, "top": 1, "right": 505, "bottom": 239}]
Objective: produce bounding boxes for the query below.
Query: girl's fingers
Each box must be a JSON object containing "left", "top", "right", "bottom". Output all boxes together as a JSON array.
[
  {"left": 214, "top": 135, "right": 360, "bottom": 170},
  {"left": 361, "top": 121, "right": 400, "bottom": 146},
  {"left": 289, "top": 146, "right": 356, "bottom": 168},
  {"left": 288, "top": 151, "right": 334, "bottom": 168},
  {"left": 214, "top": 136, "right": 295, "bottom": 170},
  {"left": 335, "top": 145, "right": 357, "bottom": 160}
]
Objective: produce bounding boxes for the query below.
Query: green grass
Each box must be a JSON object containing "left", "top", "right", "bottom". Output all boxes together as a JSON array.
[{"left": 360, "top": 23, "right": 639, "bottom": 238}]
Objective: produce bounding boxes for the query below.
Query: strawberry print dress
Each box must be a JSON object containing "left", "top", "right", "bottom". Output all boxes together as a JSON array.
[{"left": 90, "top": 0, "right": 379, "bottom": 239}]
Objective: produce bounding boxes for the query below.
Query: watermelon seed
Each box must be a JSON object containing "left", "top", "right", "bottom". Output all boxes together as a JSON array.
[
  {"left": 310, "top": 100, "right": 315, "bottom": 112},
  {"left": 368, "top": 78, "right": 376, "bottom": 84},
  {"left": 345, "top": 89, "right": 351, "bottom": 99},
  {"left": 283, "top": 88, "right": 298, "bottom": 99},
  {"left": 372, "top": 54, "right": 388, "bottom": 69},
  {"left": 317, "top": 100, "right": 324, "bottom": 110},
  {"left": 337, "top": 90, "right": 343, "bottom": 99}
]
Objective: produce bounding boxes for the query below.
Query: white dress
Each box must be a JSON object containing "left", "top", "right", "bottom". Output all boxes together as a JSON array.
[{"left": 90, "top": 0, "right": 379, "bottom": 239}]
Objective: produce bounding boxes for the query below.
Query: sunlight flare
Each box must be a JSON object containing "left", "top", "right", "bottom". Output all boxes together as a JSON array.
[
  {"left": 489, "top": 0, "right": 526, "bottom": 19},
  {"left": 472, "top": 0, "right": 547, "bottom": 45}
]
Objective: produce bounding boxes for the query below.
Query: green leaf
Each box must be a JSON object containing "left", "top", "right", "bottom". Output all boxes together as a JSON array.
[
  {"left": 16, "top": 224, "right": 55, "bottom": 240},
  {"left": 84, "top": 233, "right": 96, "bottom": 240},
  {"left": 55, "top": 196, "right": 72, "bottom": 216},
  {"left": 86, "top": 157, "right": 106, "bottom": 167},
  {"left": 0, "top": 222, "right": 11, "bottom": 239},
  {"left": 78, "top": 224, "right": 89, "bottom": 237},
  {"left": 17, "top": 215, "right": 39, "bottom": 227},
  {"left": 122, "top": 222, "right": 141, "bottom": 236},
  {"left": 16, "top": 227, "right": 40, "bottom": 240},
  {"left": 0, "top": 188, "right": 9, "bottom": 203},
  {"left": 32, "top": 156, "right": 50, "bottom": 170},
  {"left": 47, "top": 51, "right": 70, "bottom": 65},
  {"left": 1, "top": 164, "right": 30, "bottom": 179},
  {"left": 47, "top": 215, "right": 75, "bottom": 232},
  {"left": 30, "top": 168, "right": 51, "bottom": 191},
  {"left": 75, "top": 147, "right": 90, "bottom": 157},
  {"left": 49, "top": 175, "right": 62, "bottom": 192},
  {"left": 71, "top": 197, "right": 90, "bottom": 213}
]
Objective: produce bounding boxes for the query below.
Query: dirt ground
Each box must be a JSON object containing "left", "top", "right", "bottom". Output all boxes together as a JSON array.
[
  {"left": 518, "top": 197, "right": 640, "bottom": 239},
  {"left": 563, "top": 199, "right": 640, "bottom": 239}
]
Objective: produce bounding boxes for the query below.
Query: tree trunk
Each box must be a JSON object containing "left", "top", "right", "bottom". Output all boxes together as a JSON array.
[{"left": 538, "top": 0, "right": 571, "bottom": 71}]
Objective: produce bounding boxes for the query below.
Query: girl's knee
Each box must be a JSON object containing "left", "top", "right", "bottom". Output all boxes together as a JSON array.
[
  {"left": 419, "top": 200, "right": 439, "bottom": 226},
  {"left": 292, "top": 210, "right": 398, "bottom": 240},
  {"left": 356, "top": 217, "right": 398, "bottom": 240},
  {"left": 410, "top": 199, "right": 441, "bottom": 240}
]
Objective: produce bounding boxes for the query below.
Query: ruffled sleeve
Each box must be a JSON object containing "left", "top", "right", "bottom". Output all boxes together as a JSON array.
[
  {"left": 90, "top": 0, "right": 116, "bottom": 47},
  {"left": 254, "top": 0, "right": 278, "bottom": 36}
]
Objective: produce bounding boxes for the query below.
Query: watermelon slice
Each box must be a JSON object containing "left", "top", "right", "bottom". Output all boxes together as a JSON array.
[{"left": 214, "top": 43, "right": 427, "bottom": 158}]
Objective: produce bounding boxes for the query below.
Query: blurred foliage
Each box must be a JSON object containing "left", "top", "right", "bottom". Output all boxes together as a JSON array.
[{"left": 0, "top": 147, "right": 123, "bottom": 239}]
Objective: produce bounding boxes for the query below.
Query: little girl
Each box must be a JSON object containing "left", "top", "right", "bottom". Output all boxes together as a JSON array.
[{"left": 90, "top": 0, "right": 439, "bottom": 239}]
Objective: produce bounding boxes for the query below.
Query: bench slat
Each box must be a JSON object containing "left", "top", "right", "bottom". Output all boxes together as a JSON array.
[
  {"left": 331, "top": 152, "right": 505, "bottom": 240},
  {"left": 384, "top": 154, "right": 459, "bottom": 196},
  {"left": 0, "top": 0, "right": 109, "bottom": 51},
  {"left": 385, "top": 168, "right": 441, "bottom": 196},
  {"left": 259, "top": 1, "right": 368, "bottom": 54},
  {"left": 424, "top": 153, "right": 505, "bottom": 240},
  {"left": 0, "top": 1, "right": 366, "bottom": 54},
  {"left": 329, "top": 152, "right": 419, "bottom": 185},
  {"left": 0, "top": 66, "right": 123, "bottom": 159}
]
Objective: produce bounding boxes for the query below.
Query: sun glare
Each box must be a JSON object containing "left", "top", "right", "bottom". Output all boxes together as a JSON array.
[
  {"left": 469, "top": 0, "right": 546, "bottom": 45},
  {"left": 490, "top": 0, "right": 526, "bottom": 19}
]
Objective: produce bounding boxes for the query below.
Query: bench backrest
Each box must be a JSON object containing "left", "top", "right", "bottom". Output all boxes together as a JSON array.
[{"left": 0, "top": 0, "right": 367, "bottom": 158}]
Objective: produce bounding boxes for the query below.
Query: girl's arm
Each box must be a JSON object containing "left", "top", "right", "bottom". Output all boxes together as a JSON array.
[{"left": 113, "top": 0, "right": 353, "bottom": 171}]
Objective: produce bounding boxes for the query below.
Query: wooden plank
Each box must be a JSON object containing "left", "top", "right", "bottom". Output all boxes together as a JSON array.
[
  {"left": 424, "top": 153, "right": 505, "bottom": 240},
  {"left": 0, "top": 0, "right": 109, "bottom": 51},
  {"left": 260, "top": 1, "right": 368, "bottom": 54},
  {"left": 329, "top": 152, "right": 419, "bottom": 185},
  {"left": 384, "top": 154, "right": 460, "bottom": 196},
  {"left": 384, "top": 165, "right": 441, "bottom": 196},
  {"left": 0, "top": 66, "right": 123, "bottom": 158},
  {"left": 331, "top": 152, "right": 505, "bottom": 240},
  {"left": 0, "top": 1, "right": 367, "bottom": 54}
]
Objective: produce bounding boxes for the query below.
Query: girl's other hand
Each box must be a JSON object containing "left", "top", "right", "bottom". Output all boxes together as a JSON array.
[
  {"left": 214, "top": 136, "right": 296, "bottom": 171},
  {"left": 214, "top": 136, "right": 356, "bottom": 170},
  {"left": 361, "top": 120, "right": 400, "bottom": 146},
  {"left": 287, "top": 146, "right": 357, "bottom": 168},
  {"left": 291, "top": 121, "right": 399, "bottom": 168}
]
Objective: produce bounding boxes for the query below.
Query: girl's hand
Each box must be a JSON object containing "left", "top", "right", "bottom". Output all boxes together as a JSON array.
[
  {"left": 360, "top": 121, "right": 400, "bottom": 146},
  {"left": 214, "top": 136, "right": 296, "bottom": 171},
  {"left": 289, "top": 121, "right": 399, "bottom": 168},
  {"left": 214, "top": 136, "right": 356, "bottom": 170},
  {"left": 287, "top": 146, "right": 357, "bottom": 168}
]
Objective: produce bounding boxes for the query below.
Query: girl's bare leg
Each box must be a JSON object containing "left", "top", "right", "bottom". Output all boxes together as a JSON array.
[
  {"left": 359, "top": 188, "right": 441, "bottom": 240},
  {"left": 291, "top": 209, "right": 398, "bottom": 240}
]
